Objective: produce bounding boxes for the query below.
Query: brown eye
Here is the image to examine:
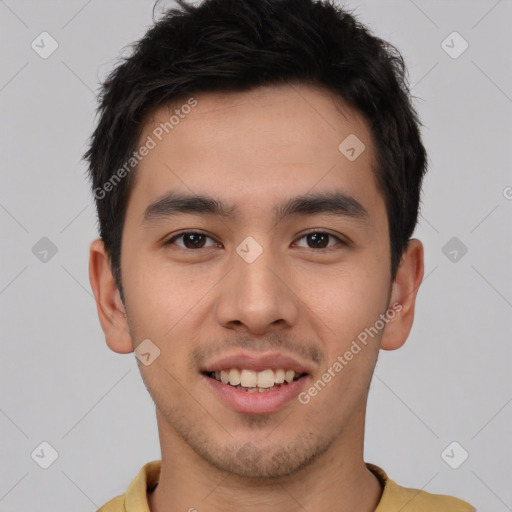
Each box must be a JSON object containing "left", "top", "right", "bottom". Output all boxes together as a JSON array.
[
  {"left": 294, "top": 231, "right": 344, "bottom": 249},
  {"left": 165, "top": 231, "right": 217, "bottom": 249}
]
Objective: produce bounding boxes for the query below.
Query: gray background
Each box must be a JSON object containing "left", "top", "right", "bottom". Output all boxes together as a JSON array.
[{"left": 1, "top": 0, "right": 511, "bottom": 510}]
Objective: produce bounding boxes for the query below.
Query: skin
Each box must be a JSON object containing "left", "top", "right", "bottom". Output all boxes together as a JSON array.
[{"left": 89, "top": 82, "right": 424, "bottom": 512}]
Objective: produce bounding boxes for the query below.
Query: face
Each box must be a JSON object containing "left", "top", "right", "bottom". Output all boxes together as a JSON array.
[{"left": 114, "top": 83, "right": 395, "bottom": 478}]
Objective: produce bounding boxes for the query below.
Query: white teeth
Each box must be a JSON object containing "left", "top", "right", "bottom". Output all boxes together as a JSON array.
[
  {"left": 211, "top": 368, "right": 301, "bottom": 388},
  {"left": 240, "top": 369, "right": 258, "bottom": 387},
  {"left": 228, "top": 368, "right": 241, "bottom": 386},
  {"left": 274, "top": 369, "right": 285, "bottom": 384},
  {"left": 285, "top": 370, "right": 295, "bottom": 383},
  {"left": 257, "top": 369, "right": 275, "bottom": 388}
]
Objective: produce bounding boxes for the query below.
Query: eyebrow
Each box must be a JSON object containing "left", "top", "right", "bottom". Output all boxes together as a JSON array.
[{"left": 141, "top": 190, "right": 370, "bottom": 226}]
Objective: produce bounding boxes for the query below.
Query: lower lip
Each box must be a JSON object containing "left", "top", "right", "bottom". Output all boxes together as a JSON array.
[{"left": 202, "top": 374, "right": 309, "bottom": 414}]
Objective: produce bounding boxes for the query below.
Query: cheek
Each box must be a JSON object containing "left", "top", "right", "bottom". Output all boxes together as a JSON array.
[
  {"left": 302, "top": 274, "right": 385, "bottom": 402},
  {"left": 122, "top": 253, "right": 209, "bottom": 374},
  {"left": 123, "top": 250, "right": 207, "bottom": 328},
  {"left": 293, "top": 263, "right": 389, "bottom": 392},
  {"left": 299, "top": 262, "right": 389, "bottom": 335}
]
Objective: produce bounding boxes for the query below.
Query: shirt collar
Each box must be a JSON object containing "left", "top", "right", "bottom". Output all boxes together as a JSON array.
[
  {"left": 123, "top": 460, "right": 391, "bottom": 511},
  {"left": 124, "top": 459, "right": 161, "bottom": 512}
]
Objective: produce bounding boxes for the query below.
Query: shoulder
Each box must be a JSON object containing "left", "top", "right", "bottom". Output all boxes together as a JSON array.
[
  {"left": 367, "top": 463, "right": 476, "bottom": 512},
  {"left": 383, "top": 480, "right": 476, "bottom": 511},
  {"left": 97, "top": 494, "right": 125, "bottom": 512},
  {"left": 96, "top": 460, "right": 161, "bottom": 512}
]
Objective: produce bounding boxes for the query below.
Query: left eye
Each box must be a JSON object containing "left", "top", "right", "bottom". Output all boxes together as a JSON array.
[
  {"left": 164, "top": 231, "right": 218, "bottom": 249},
  {"left": 294, "top": 231, "right": 344, "bottom": 249}
]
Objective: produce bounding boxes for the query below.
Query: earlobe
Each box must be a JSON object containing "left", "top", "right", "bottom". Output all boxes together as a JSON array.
[
  {"left": 380, "top": 238, "right": 424, "bottom": 351},
  {"left": 88, "top": 238, "right": 134, "bottom": 354}
]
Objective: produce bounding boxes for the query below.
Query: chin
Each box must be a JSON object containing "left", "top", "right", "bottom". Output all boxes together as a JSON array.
[{"left": 195, "top": 433, "right": 335, "bottom": 480}]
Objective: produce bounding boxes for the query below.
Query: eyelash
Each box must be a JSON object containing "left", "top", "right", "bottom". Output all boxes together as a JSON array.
[{"left": 163, "top": 229, "right": 346, "bottom": 251}]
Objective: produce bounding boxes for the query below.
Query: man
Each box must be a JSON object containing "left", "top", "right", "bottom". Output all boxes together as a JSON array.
[{"left": 85, "top": 0, "right": 475, "bottom": 510}]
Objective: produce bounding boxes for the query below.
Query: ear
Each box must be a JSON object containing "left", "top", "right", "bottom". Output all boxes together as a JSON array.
[
  {"left": 380, "top": 238, "right": 424, "bottom": 351},
  {"left": 89, "top": 238, "right": 133, "bottom": 354}
]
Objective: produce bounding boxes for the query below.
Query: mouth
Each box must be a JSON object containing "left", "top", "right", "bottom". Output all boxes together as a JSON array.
[
  {"left": 203, "top": 368, "right": 308, "bottom": 393},
  {"left": 199, "top": 352, "right": 314, "bottom": 414},
  {"left": 201, "top": 367, "right": 310, "bottom": 414}
]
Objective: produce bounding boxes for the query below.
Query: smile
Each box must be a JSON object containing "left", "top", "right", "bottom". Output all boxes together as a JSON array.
[
  {"left": 206, "top": 368, "right": 306, "bottom": 392},
  {"left": 202, "top": 369, "right": 310, "bottom": 414}
]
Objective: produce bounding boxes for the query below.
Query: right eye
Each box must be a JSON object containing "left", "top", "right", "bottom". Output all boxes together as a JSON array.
[{"left": 163, "top": 230, "right": 220, "bottom": 250}]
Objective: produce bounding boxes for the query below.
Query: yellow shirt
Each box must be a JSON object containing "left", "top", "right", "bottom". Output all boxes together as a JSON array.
[{"left": 97, "top": 460, "right": 475, "bottom": 511}]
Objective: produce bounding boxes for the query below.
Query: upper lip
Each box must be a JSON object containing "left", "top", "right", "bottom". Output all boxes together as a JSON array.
[{"left": 201, "top": 352, "right": 314, "bottom": 375}]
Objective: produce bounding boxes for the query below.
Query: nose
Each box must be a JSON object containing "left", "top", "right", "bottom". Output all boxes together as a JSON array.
[{"left": 215, "top": 243, "right": 300, "bottom": 335}]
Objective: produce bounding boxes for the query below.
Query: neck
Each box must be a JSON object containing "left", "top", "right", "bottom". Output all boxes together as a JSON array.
[{"left": 148, "top": 406, "right": 383, "bottom": 512}]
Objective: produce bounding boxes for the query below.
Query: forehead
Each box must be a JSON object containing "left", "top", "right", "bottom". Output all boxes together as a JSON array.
[{"left": 127, "top": 83, "right": 383, "bottom": 225}]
